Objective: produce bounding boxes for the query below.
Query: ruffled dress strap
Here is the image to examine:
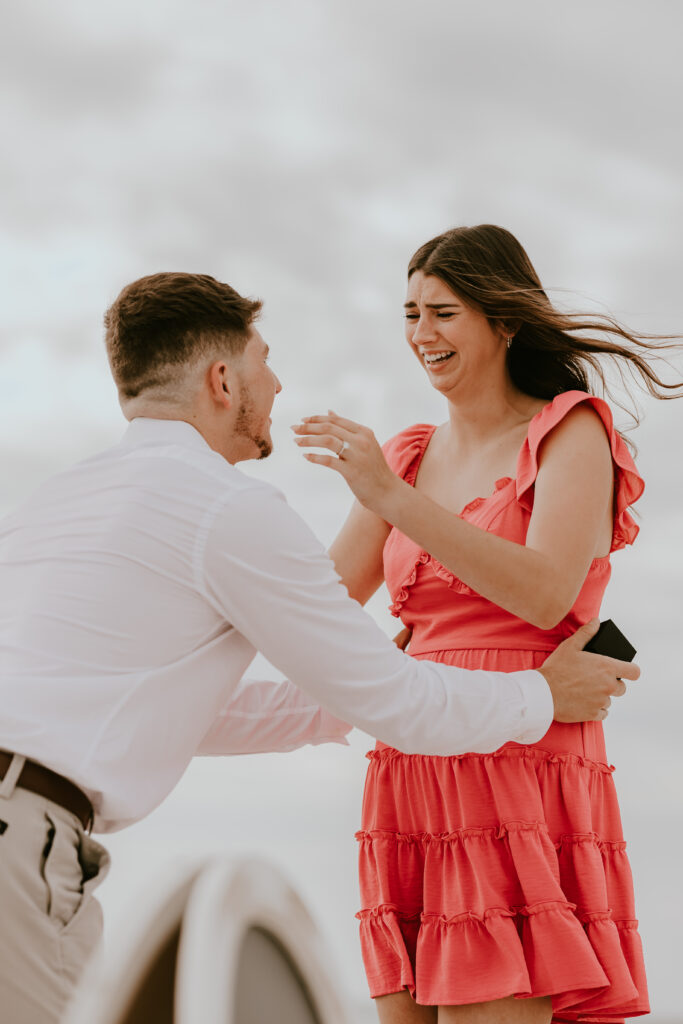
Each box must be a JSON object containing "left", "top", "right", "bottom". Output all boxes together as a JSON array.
[
  {"left": 515, "top": 391, "right": 645, "bottom": 552},
  {"left": 382, "top": 424, "right": 436, "bottom": 485}
]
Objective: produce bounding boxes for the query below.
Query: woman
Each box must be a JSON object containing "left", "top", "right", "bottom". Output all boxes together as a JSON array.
[{"left": 293, "top": 226, "right": 679, "bottom": 1023}]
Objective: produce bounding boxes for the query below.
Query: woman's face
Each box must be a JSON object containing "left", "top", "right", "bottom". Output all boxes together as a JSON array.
[{"left": 404, "top": 271, "right": 507, "bottom": 398}]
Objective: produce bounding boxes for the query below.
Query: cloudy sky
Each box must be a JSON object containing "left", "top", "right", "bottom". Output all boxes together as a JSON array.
[{"left": 2, "top": 1, "right": 682, "bottom": 1018}]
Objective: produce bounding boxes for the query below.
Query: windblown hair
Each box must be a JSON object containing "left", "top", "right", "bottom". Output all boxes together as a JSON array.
[
  {"left": 409, "top": 225, "right": 681, "bottom": 420},
  {"left": 104, "top": 272, "right": 262, "bottom": 399}
]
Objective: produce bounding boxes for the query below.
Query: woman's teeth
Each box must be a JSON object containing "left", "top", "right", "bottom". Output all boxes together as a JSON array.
[{"left": 424, "top": 351, "right": 454, "bottom": 365}]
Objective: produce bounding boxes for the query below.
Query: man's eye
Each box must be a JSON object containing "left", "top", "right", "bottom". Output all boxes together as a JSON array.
[{"left": 404, "top": 314, "right": 419, "bottom": 320}]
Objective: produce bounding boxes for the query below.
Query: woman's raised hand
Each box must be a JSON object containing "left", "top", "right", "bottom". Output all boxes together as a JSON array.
[{"left": 291, "top": 411, "right": 402, "bottom": 516}]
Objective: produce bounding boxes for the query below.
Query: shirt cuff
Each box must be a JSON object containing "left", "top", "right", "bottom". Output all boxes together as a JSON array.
[
  {"left": 510, "top": 669, "right": 554, "bottom": 744},
  {"left": 303, "top": 710, "right": 352, "bottom": 748}
]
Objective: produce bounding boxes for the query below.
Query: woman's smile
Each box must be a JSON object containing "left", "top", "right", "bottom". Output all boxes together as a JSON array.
[
  {"left": 420, "top": 348, "right": 456, "bottom": 370},
  {"left": 421, "top": 350, "right": 454, "bottom": 366}
]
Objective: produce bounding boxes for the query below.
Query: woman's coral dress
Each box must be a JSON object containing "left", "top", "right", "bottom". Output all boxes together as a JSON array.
[{"left": 356, "top": 391, "right": 649, "bottom": 1022}]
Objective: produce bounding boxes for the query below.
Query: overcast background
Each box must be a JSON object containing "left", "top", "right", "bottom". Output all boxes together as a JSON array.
[{"left": 1, "top": 1, "right": 681, "bottom": 1020}]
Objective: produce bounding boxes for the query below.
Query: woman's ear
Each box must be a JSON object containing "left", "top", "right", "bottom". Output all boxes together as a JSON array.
[{"left": 494, "top": 318, "right": 521, "bottom": 343}]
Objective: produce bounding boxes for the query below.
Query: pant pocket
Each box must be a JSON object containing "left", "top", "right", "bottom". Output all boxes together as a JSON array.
[
  {"left": 42, "top": 811, "right": 110, "bottom": 932},
  {"left": 62, "top": 830, "right": 111, "bottom": 940}
]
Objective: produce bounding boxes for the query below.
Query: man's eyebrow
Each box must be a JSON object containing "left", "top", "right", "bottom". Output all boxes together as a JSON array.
[{"left": 403, "top": 301, "right": 462, "bottom": 309}]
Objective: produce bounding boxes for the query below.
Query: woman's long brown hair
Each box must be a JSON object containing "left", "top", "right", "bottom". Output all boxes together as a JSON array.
[{"left": 408, "top": 225, "right": 682, "bottom": 429}]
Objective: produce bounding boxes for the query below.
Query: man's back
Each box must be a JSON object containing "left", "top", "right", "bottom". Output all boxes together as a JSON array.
[{"left": 0, "top": 418, "right": 263, "bottom": 828}]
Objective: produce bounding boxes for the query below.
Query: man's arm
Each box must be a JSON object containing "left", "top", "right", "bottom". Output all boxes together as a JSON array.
[
  {"left": 197, "top": 675, "right": 351, "bottom": 755},
  {"left": 200, "top": 484, "right": 635, "bottom": 757}
]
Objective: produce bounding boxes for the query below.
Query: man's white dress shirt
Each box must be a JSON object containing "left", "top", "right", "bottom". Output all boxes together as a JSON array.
[{"left": 0, "top": 418, "right": 552, "bottom": 832}]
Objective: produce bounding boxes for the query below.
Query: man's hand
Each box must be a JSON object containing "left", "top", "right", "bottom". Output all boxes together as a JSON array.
[
  {"left": 393, "top": 626, "right": 412, "bottom": 651},
  {"left": 538, "top": 619, "right": 640, "bottom": 722}
]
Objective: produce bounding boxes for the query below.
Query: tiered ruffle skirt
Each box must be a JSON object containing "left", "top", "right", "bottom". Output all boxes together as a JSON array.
[{"left": 356, "top": 654, "right": 649, "bottom": 1023}]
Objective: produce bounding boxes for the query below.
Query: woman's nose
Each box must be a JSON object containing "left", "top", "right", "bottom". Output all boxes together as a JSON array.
[{"left": 411, "top": 316, "right": 435, "bottom": 343}]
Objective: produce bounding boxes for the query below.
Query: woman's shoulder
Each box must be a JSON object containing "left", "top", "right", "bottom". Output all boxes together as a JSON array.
[
  {"left": 382, "top": 423, "right": 435, "bottom": 480},
  {"left": 517, "top": 390, "right": 645, "bottom": 550},
  {"left": 521, "top": 390, "right": 636, "bottom": 475},
  {"left": 527, "top": 390, "right": 620, "bottom": 454}
]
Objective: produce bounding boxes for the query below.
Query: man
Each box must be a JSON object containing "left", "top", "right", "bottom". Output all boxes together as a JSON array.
[{"left": 0, "top": 273, "right": 635, "bottom": 1023}]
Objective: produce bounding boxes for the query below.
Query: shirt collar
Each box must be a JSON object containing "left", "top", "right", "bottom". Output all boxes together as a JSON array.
[{"left": 121, "top": 417, "right": 213, "bottom": 452}]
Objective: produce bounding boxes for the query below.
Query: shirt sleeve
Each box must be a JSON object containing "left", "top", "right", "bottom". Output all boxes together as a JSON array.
[
  {"left": 196, "top": 675, "right": 352, "bottom": 754},
  {"left": 198, "top": 484, "right": 553, "bottom": 756}
]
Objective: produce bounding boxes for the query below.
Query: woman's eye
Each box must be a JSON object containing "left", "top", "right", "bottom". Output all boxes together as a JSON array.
[
  {"left": 404, "top": 314, "right": 419, "bottom": 320},
  {"left": 437, "top": 312, "right": 455, "bottom": 319}
]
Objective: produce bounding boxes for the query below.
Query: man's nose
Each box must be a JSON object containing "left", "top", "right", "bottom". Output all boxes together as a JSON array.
[{"left": 274, "top": 373, "right": 283, "bottom": 394}]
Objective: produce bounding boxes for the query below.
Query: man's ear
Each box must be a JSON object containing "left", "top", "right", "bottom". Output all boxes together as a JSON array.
[{"left": 207, "top": 360, "right": 235, "bottom": 409}]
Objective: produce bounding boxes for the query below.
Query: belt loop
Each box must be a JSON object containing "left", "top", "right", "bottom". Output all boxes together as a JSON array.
[{"left": 0, "top": 753, "right": 26, "bottom": 800}]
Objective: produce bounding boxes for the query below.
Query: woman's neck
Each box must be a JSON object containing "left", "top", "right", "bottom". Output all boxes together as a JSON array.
[{"left": 442, "top": 382, "right": 543, "bottom": 454}]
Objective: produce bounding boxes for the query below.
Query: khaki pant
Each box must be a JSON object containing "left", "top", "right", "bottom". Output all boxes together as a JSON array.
[{"left": 0, "top": 756, "right": 110, "bottom": 1024}]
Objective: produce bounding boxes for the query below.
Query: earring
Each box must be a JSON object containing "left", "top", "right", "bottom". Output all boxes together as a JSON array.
[{"left": 506, "top": 335, "right": 512, "bottom": 349}]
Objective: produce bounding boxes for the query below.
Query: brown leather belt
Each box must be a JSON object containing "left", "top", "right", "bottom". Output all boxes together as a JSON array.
[{"left": 0, "top": 750, "right": 93, "bottom": 832}]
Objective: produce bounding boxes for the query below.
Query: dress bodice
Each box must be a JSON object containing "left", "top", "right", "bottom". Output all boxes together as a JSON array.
[{"left": 382, "top": 391, "right": 644, "bottom": 659}]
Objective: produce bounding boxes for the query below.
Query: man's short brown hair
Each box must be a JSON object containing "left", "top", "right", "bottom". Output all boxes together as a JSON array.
[{"left": 104, "top": 272, "right": 262, "bottom": 399}]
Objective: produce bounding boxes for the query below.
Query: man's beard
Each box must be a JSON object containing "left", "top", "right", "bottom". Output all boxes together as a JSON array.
[{"left": 235, "top": 386, "right": 272, "bottom": 460}]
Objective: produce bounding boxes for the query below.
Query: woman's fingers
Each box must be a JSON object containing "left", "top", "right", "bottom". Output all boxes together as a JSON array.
[
  {"left": 301, "top": 452, "right": 344, "bottom": 470},
  {"left": 295, "top": 411, "right": 362, "bottom": 433},
  {"left": 294, "top": 433, "right": 347, "bottom": 455},
  {"left": 291, "top": 415, "right": 360, "bottom": 461},
  {"left": 325, "top": 409, "right": 362, "bottom": 432},
  {"left": 291, "top": 410, "right": 398, "bottom": 515},
  {"left": 291, "top": 420, "right": 328, "bottom": 435},
  {"left": 291, "top": 421, "right": 347, "bottom": 439}
]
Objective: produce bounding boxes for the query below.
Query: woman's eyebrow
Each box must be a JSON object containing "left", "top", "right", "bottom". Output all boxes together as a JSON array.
[{"left": 403, "top": 301, "right": 462, "bottom": 309}]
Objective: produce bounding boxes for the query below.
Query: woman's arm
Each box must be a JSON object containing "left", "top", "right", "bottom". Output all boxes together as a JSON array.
[
  {"left": 294, "top": 407, "right": 614, "bottom": 630},
  {"left": 328, "top": 500, "right": 391, "bottom": 605}
]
